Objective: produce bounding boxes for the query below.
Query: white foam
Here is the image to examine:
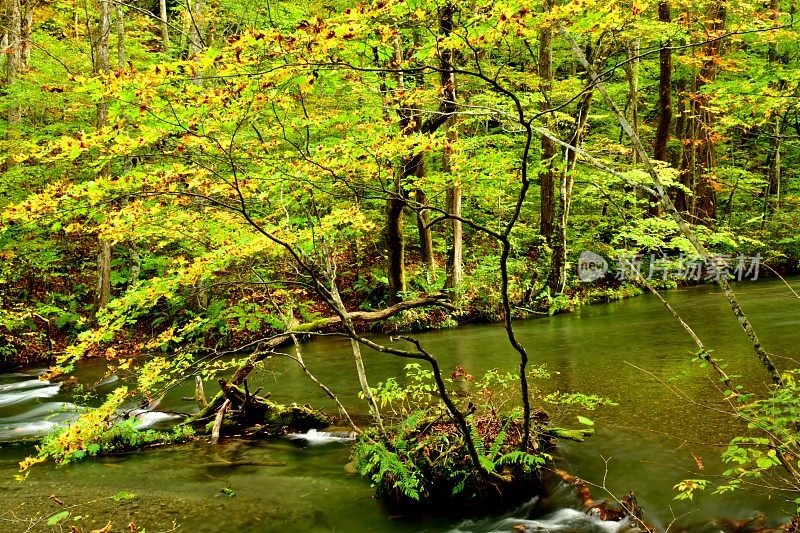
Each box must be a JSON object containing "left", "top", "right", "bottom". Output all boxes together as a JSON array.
[
  {"left": 450, "top": 508, "right": 642, "bottom": 533},
  {"left": 0, "top": 384, "right": 61, "bottom": 407},
  {"left": 129, "top": 410, "right": 183, "bottom": 430},
  {"left": 0, "top": 379, "right": 52, "bottom": 393},
  {"left": 0, "top": 420, "right": 57, "bottom": 441},
  {"left": 94, "top": 374, "right": 119, "bottom": 388},
  {"left": 3, "top": 402, "right": 81, "bottom": 422},
  {"left": 288, "top": 428, "right": 357, "bottom": 445}
]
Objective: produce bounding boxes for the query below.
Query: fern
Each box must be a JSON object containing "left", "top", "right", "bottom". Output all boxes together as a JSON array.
[
  {"left": 468, "top": 421, "right": 486, "bottom": 456},
  {"left": 488, "top": 421, "right": 510, "bottom": 459},
  {"left": 400, "top": 410, "right": 425, "bottom": 434},
  {"left": 450, "top": 472, "right": 469, "bottom": 496},
  {"left": 354, "top": 439, "right": 423, "bottom": 501},
  {"left": 497, "top": 450, "right": 547, "bottom": 471}
]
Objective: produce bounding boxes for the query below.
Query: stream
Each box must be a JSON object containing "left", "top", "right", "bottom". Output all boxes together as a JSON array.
[{"left": 1, "top": 278, "right": 799, "bottom": 532}]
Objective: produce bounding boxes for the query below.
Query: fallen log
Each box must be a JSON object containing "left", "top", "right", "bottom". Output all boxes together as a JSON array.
[
  {"left": 230, "top": 293, "right": 455, "bottom": 385},
  {"left": 186, "top": 379, "right": 329, "bottom": 439},
  {"left": 210, "top": 399, "right": 230, "bottom": 445}
]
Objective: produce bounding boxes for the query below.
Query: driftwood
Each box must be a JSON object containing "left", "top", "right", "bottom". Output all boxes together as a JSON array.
[
  {"left": 210, "top": 399, "right": 230, "bottom": 445},
  {"left": 195, "top": 375, "right": 208, "bottom": 409},
  {"left": 187, "top": 378, "right": 329, "bottom": 438}
]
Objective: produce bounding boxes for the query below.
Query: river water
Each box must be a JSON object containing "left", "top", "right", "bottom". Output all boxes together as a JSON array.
[{"left": 1, "top": 279, "right": 798, "bottom": 532}]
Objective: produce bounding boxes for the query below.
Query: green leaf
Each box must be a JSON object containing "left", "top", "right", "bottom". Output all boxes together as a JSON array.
[
  {"left": 756, "top": 457, "right": 776, "bottom": 469},
  {"left": 113, "top": 491, "right": 136, "bottom": 501},
  {"left": 576, "top": 415, "right": 594, "bottom": 426},
  {"left": 46, "top": 511, "right": 70, "bottom": 526}
]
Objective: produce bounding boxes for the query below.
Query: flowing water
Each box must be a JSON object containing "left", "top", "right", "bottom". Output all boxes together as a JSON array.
[{"left": 1, "top": 278, "right": 799, "bottom": 532}]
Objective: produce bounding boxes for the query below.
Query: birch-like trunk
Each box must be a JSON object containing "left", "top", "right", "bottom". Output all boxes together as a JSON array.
[
  {"left": 159, "top": 0, "right": 170, "bottom": 51},
  {"left": 94, "top": 0, "right": 112, "bottom": 309}
]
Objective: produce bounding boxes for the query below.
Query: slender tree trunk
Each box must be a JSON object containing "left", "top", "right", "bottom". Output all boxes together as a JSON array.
[
  {"left": 685, "top": 1, "right": 727, "bottom": 224},
  {"left": 127, "top": 246, "right": 141, "bottom": 289},
  {"left": 189, "top": 0, "right": 203, "bottom": 55},
  {"left": 549, "top": 43, "right": 595, "bottom": 295},
  {"left": 771, "top": 117, "right": 782, "bottom": 210},
  {"left": 415, "top": 187, "right": 436, "bottom": 276},
  {"left": 2, "top": 0, "right": 22, "bottom": 172},
  {"left": 96, "top": 240, "right": 111, "bottom": 308},
  {"left": 653, "top": 1, "right": 673, "bottom": 164},
  {"left": 676, "top": 73, "right": 696, "bottom": 215},
  {"left": 439, "top": 3, "right": 461, "bottom": 295},
  {"left": 5, "top": 0, "right": 21, "bottom": 115},
  {"left": 115, "top": 1, "right": 124, "bottom": 67},
  {"left": 20, "top": 0, "right": 32, "bottom": 69},
  {"left": 72, "top": 0, "right": 79, "bottom": 38},
  {"left": 94, "top": 0, "right": 112, "bottom": 309},
  {"left": 649, "top": 1, "right": 673, "bottom": 217},
  {"left": 159, "top": 0, "right": 169, "bottom": 51},
  {"left": 407, "top": 33, "right": 436, "bottom": 279},
  {"left": 115, "top": 5, "right": 141, "bottom": 292},
  {"left": 386, "top": 35, "right": 408, "bottom": 304},
  {"left": 386, "top": 192, "right": 406, "bottom": 304},
  {"left": 623, "top": 39, "right": 640, "bottom": 163},
  {"left": 328, "top": 275, "right": 384, "bottom": 432},
  {"left": 673, "top": 76, "right": 687, "bottom": 170},
  {"left": 443, "top": 121, "right": 462, "bottom": 294},
  {"left": 1, "top": 13, "right": 7, "bottom": 53},
  {"left": 538, "top": 1, "right": 556, "bottom": 244},
  {"left": 763, "top": 0, "right": 783, "bottom": 215}
]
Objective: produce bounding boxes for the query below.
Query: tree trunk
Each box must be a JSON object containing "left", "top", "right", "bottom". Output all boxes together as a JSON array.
[
  {"left": 2, "top": 0, "right": 22, "bottom": 172},
  {"left": 94, "top": 0, "right": 112, "bottom": 310},
  {"left": 386, "top": 35, "right": 408, "bottom": 304},
  {"left": 443, "top": 121, "right": 462, "bottom": 294},
  {"left": 5, "top": 0, "right": 21, "bottom": 113},
  {"left": 72, "top": 0, "right": 78, "bottom": 38},
  {"left": 549, "top": 42, "right": 595, "bottom": 295},
  {"left": 682, "top": 1, "right": 727, "bottom": 224},
  {"left": 386, "top": 195, "right": 406, "bottom": 304},
  {"left": 20, "top": 0, "right": 33, "bottom": 69},
  {"left": 96, "top": 239, "right": 111, "bottom": 308},
  {"left": 623, "top": 39, "right": 640, "bottom": 163},
  {"left": 440, "top": 3, "right": 461, "bottom": 294},
  {"left": 649, "top": 1, "right": 672, "bottom": 217},
  {"left": 127, "top": 245, "right": 140, "bottom": 289},
  {"left": 94, "top": 0, "right": 109, "bottom": 76},
  {"left": 763, "top": 0, "right": 783, "bottom": 216},
  {"left": 328, "top": 277, "right": 385, "bottom": 432},
  {"left": 115, "top": 1, "right": 124, "bottom": 67},
  {"left": 653, "top": 1, "right": 672, "bottom": 163},
  {"left": 415, "top": 187, "right": 436, "bottom": 277},
  {"left": 189, "top": 0, "right": 203, "bottom": 56},
  {"left": 538, "top": 2, "right": 556, "bottom": 244},
  {"left": 159, "top": 0, "right": 169, "bottom": 51}
]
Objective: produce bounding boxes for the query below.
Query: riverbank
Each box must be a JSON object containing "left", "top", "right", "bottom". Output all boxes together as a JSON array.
[{"left": 3, "top": 277, "right": 799, "bottom": 532}]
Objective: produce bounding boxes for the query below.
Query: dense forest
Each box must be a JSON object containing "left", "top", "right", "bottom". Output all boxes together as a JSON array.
[{"left": 1, "top": 0, "right": 800, "bottom": 531}]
